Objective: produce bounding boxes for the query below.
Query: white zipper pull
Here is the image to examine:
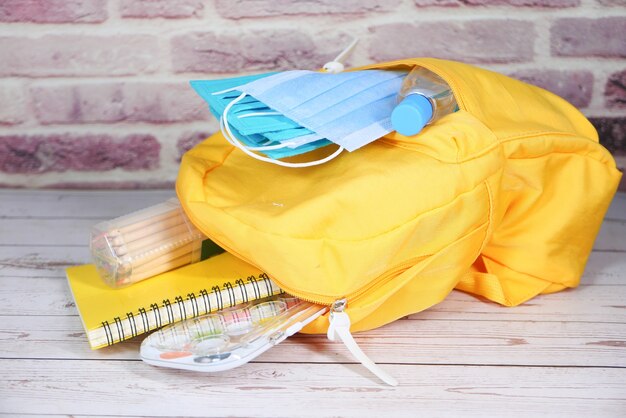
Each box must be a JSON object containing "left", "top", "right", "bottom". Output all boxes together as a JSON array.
[
  {"left": 322, "top": 37, "right": 359, "bottom": 74},
  {"left": 327, "top": 299, "right": 398, "bottom": 386}
]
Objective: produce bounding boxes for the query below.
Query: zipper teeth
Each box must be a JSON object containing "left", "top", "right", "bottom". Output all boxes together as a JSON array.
[
  {"left": 342, "top": 255, "right": 430, "bottom": 303},
  {"left": 273, "top": 255, "right": 426, "bottom": 307}
]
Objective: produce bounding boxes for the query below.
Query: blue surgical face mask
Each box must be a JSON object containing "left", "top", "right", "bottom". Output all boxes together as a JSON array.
[
  {"left": 246, "top": 70, "right": 372, "bottom": 110},
  {"left": 192, "top": 73, "right": 336, "bottom": 163},
  {"left": 192, "top": 69, "right": 407, "bottom": 167},
  {"left": 191, "top": 73, "right": 276, "bottom": 119},
  {"left": 235, "top": 69, "right": 406, "bottom": 153},
  {"left": 191, "top": 73, "right": 324, "bottom": 154}
]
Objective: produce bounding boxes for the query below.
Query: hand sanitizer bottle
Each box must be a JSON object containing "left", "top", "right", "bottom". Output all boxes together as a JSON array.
[{"left": 391, "top": 67, "right": 458, "bottom": 136}]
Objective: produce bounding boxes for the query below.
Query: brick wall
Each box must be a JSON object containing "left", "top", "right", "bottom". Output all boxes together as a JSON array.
[{"left": 0, "top": 0, "right": 624, "bottom": 189}]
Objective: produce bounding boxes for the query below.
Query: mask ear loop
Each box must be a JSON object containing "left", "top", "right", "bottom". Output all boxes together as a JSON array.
[
  {"left": 215, "top": 91, "right": 318, "bottom": 152},
  {"left": 323, "top": 37, "right": 359, "bottom": 74},
  {"left": 221, "top": 92, "right": 344, "bottom": 168},
  {"left": 213, "top": 89, "right": 295, "bottom": 151}
]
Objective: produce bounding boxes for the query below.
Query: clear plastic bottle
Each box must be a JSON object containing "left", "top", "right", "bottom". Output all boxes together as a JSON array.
[{"left": 391, "top": 67, "right": 458, "bottom": 136}]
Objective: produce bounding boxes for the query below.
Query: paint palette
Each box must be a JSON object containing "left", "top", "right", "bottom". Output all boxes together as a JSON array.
[{"left": 140, "top": 295, "right": 327, "bottom": 372}]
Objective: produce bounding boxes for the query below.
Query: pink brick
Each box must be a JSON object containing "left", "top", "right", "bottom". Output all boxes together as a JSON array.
[
  {"left": 551, "top": 18, "right": 626, "bottom": 58},
  {"left": 510, "top": 70, "right": 593, "bottom": 108},
  {"left": 0, "top": 0, "right": 107, "bottom": 23},
  {"left": 414, "top": 0, "right": 578, "bottom": 5},
  {"left": 0, "top": 134, "right": 160, "bottom": 174},
  {"left": 414, "top": 0, "right": 461, "bottom": 5},
  {"left": 0, "top": 35, "right": 159, "bottom": 77},
  {"left": 120, "top": 0, "right": 204, "bottom": 18},
  {"left": 177, "top": 131, "right": 212, "bottom": 160},
  {"left": 605, "top": 70, "right": 626, "bottom": 109},
  {"left": 31, "top": 82, "right": 211, "bottom": 124},
  {"left": 369, "top": 21, "right": 535, "bottom": 64},
  {"left": 215, "top": 0, "right": 402, "bottom": 18},
  {"left": 45, "top": 180, "right": 176, "bottom": 189},
  {"left": 589, "top": 117, "right": 626, "bottom": 156},
  {"left": 171, "top": 30, "right": 329, "bottom": 73},
  {"left": 122, "top": 83, "right": 212, "bottom": 123},
  {"left": 0, "top": 84, "right": 26, "bottom": 125},
  {"left": 597, "top": 0, "right": 626, "bottom": 5}
]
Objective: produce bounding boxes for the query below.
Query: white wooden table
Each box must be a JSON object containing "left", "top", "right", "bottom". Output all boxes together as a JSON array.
[{"left": 0, "top": 189, "right": 625, "bottom": 417}]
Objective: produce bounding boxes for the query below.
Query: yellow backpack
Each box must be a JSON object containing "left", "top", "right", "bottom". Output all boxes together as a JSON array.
[{"left": 177, "top": 57, "right": 621, "bottom": 337}]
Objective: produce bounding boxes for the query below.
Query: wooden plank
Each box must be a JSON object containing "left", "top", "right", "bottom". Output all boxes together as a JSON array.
[
  {"left": 606, "top": 191, "right": 626, "bottom": 221},
  {"left": 2, "top": 216, "right": 623, "bottom": 248},
  {"left": 1, "top": 195, "right": 624, "bottom": 249},
  {"left": 419, "top": 285, "right": 626, "bottom": 323},
  {"left": 1, "top": 243, "right": 624, "bottom": 284},
  {"left": 0, "top": 218, "right": 102, "bottom": 246},
  {"left": 0, "top": 314, "right": 140, "bottom": 360},
  {"left": 0, "top": 277, "right": 74, "bottom": 316},
  {"left": 595, "top": 217, "right": 626, "bottom": 252},
  {"left": 581, "top": 251, "right": 626, "bottom": 285},
  {"left": 1, "top": 188, "right": 622, "bottom": 221},
  {"left": 1, "top": 360, "right": 624, "bottom": 417},
  {"left": 2, "top": 314, "right": 625, "bottom": 368},
  {"left": 0, "top": 189, "right": 175, "bottom": 218},
  {"left": 2, "top": 275, "right": 625, "bottom": 322},
  {"left": 2, "top": 259, "right": 625, "bottom": 319},
  {"left": 0, "top": 246, "right": 90, "bottom": 278},
  {"left": 0, "top": 213, "right": 623, "bottom": 269}
]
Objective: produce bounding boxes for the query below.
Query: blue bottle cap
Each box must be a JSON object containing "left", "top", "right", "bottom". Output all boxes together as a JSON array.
[{"left": 391, "top": 94, "right": 433, "bottom": 136}]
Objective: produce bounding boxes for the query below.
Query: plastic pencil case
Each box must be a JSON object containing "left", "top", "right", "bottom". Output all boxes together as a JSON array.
[
  {"left": 90, "top": 198, "right": 210, "bottom": 288},
  {"left": 140, "top": 295, "right": 327, "bottom": 372}
]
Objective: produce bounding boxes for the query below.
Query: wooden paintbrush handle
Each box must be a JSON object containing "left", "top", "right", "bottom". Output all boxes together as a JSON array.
[
  {"left": 128, "top": 253, "right": 195, "bottom": 283},
  {"left": 114, "top": 223, "right": 198, "bottom": 256},
  {"left": 108, "top": 217, "right": 188, "bottom": 247},
  {"left": 131, "top": 242, "right": 196, "bottom": 272},
  {"left": 113, "top": 207, "right": 181, "bottom": 236}
]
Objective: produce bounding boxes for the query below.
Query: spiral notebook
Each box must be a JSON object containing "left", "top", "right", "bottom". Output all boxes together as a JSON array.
[{"left": 66, "top": 252, "right": 283, "bottom": 349}]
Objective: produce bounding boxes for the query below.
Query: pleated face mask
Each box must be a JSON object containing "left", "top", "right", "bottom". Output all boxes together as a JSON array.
[
  {"left": 192, "top": 69, "right": 407, "bottom": 167},
  {"left": 191, "top": 74, "right": 334, "bottom": 163}
]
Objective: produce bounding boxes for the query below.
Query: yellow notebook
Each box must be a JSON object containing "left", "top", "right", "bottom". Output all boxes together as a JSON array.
[{"left": 66, "top": 252, "right": 283, "bottom": 349}]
